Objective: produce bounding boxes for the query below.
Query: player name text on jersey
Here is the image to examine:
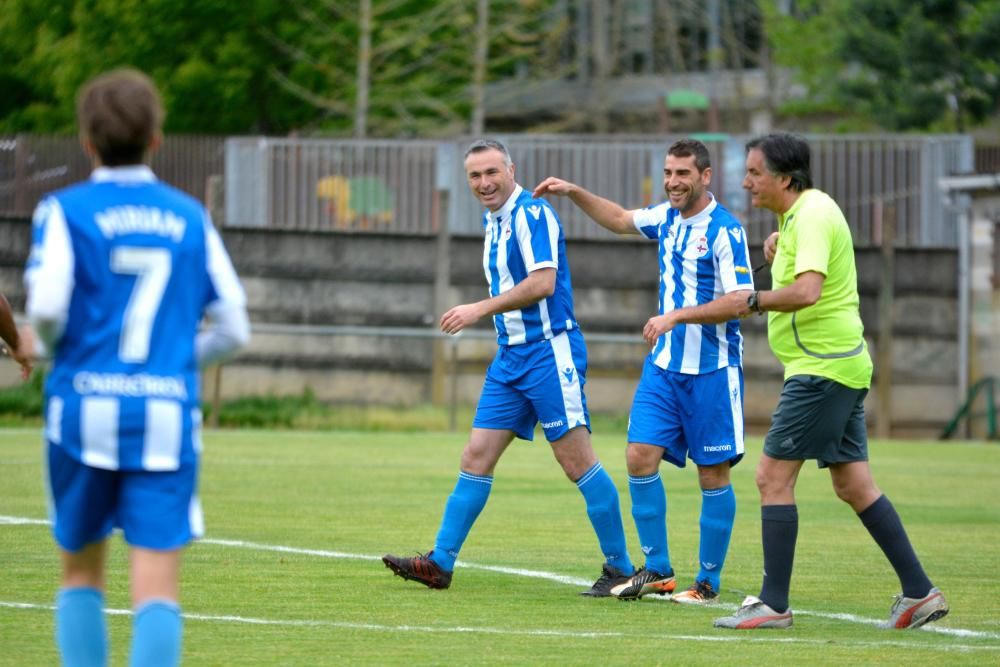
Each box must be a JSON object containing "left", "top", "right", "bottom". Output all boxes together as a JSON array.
[{"left": 95, "top": 205, "right": 186, "bottom": 242}]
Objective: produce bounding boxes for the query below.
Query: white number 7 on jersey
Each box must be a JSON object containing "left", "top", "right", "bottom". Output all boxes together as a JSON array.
[{"left": 111, "top": 246, "right": 172, "bottom": 363}]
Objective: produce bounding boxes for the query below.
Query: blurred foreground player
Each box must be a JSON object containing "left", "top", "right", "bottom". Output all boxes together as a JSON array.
[{"left": 24, "top": 68, "right": 250, "bottom": 665}]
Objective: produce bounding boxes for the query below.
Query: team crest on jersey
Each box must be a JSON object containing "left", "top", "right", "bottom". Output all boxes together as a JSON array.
[
  {"left": 527, "top": 205, "right": 541, "bottom": 220},
  {"left": 694, "top": 236, "right": 709, "bottom": 256}
]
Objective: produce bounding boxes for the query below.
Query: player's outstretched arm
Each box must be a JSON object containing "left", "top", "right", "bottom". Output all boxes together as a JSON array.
[
  {"left": 532, "top": 177, "right": 639, "bottom": 236},
  {"left": 0, "top": 295, "right": 32, "bottom": 379}
]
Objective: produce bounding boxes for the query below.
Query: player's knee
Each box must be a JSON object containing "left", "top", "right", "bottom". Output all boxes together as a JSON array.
[
  {"left": 832, "top": 479, "right": 875, "bottom": 507},
  {"left": 697, "top": 463, "right": 730, "bottom": 489},
  {"left": 624, "top": 444, "right": 659, "bottom": 475},
  {"left": 460, "top": 445, "right": 494, "bottom": 476},
  {"left": 754, "top": 466, "right": 785, "bottom": 497}
]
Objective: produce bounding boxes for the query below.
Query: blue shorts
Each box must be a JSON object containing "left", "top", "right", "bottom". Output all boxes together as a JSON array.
[
  {"left": 627, "top": 359, "right": 745, "bottom": 468},
  {"left": 46, "top": 442, "right": 203, "bottom": 552},
  {"left": 473, "top": 329, "right": 590, "bottom": 442}
]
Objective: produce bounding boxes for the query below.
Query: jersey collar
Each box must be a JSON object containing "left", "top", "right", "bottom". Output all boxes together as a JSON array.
[
  {"left": 779, "top": 189, "right": 813, "bottom": 229},
  {"left": 489, "top": 184, "right": 524, "bottom": 225},
  {"left": 676, "top": 193, "right": 717, "bottom": 225},
  {"left": 91, "top": 165, "right": 157, "bottom": 183}
]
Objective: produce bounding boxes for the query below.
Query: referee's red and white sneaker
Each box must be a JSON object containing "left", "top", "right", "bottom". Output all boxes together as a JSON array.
[
  {"left": 880, "top": 587, "right": 949, "bottom": 629},
  {"left": 713, "top": 595, "right": 792, "bottom": 629}
]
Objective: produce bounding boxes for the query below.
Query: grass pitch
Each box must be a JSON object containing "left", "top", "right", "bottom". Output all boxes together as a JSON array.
[{"left": 1, "top": 427, "right": 998, "bottom": 665}]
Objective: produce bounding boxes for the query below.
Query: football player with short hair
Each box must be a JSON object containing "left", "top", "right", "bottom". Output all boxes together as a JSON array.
[
  {"left": 25, "top": 68, "right": 249, "bottom": 666},
  {"left": 383, "top": 138, "right": 636, "bottom": 596},
  {"left": 534, "top": 138, "right": 754, "bottom": 605}
]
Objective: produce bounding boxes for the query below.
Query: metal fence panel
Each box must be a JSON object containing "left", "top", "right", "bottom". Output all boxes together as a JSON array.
[
  {"left": 224, "top": 137, "right": 439, "bottom": 233},
  {"left": 0, "top": 134, "right": 223, "bottom": 218},
  {"left": 1, "top": 133, "right": 973, "bottom": 248}
]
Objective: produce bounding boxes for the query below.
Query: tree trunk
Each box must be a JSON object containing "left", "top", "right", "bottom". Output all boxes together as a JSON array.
[
  {"left": 354, "top": 0, "right": 372, "bottom": 138},
  {"left": 470, "top": 0, "right": 489, "bottom": 135}
]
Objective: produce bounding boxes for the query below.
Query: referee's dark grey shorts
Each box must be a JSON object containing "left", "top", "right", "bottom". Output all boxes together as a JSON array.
[{"left": 763, "top": 374, "right": 868, "bottom": 468}]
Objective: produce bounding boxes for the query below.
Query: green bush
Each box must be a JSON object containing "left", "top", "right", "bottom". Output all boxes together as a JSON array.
[
  {"left": 0, "top": 375, "right": 631, "bottom": 433},
  {"left": 0, "top": 371, "right": 44, "bottom": 423},
  {"left": 206, "top": 388, "right": 321, "bottom": 428}
]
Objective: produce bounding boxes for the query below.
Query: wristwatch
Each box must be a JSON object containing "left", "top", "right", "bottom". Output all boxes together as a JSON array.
[{"left": 747, "top": 290, "right": 762, "bottom": 314}]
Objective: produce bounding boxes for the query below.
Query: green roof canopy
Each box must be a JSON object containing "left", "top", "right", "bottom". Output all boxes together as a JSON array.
[{"left": 665, "top": 89, "right": 710, "bottom": 110}]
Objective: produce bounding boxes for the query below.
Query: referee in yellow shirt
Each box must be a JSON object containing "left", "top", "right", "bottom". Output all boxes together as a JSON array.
[{"left": 713, "top": 133, "right": 948, "bottom": 631}]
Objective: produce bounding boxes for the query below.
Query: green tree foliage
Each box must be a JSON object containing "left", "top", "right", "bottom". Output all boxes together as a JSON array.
[
  {"left": 0, "top": 0, "right": 568, "bottom": 137},
  {"left": 268, "top": 0, "right": 566, "bottom": 137},
  {"left": 8, "top": 1, "right": 992, "bottom": 136},
  {"left": 766, "top": 0, "right": 1000, "bottom": 131},
  {"left": 0, "top": 0, "right": 313, "bottom": 134}
]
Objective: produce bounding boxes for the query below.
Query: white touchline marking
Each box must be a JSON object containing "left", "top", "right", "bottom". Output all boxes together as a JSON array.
[
  {"left": 203, "top": 538, "right": 591, "bottom": 587},
  {"left": 0, "top": 516, "right": 49, "bottom": 526},
  {"left": 3, "top": 515, "right": 997, "bottom": 643},
  {"left": 0, "top": 601, "right": 997, "bottom": 653}
]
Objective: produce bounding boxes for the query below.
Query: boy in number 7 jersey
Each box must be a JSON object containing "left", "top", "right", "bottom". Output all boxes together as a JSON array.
[{"left": 24, "top": 68, "right": 249, "bottom": 666}]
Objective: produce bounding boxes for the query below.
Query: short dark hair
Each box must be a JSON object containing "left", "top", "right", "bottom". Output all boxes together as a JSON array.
[
  {"left": 667, "top": 138, "right": 711, "bottom": 172},
  {"left": 464, "top": 138, "right": 512, "bottom": 167},
  {"left": 745, "top": 133, "right": 813, "bottom": 192},
  {"left": 77, "top": 68, "right": 164, "bottom": 166}
]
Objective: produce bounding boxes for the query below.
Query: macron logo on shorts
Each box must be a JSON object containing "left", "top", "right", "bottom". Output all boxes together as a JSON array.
[
  {"left": 541, "top": 419, "right": 565, "bottom": 429},
  {"left": 704, "top": 444, "right": 732, "bottom": 452},
  {"left": 562, "top": 367, "right": 575, "bottom": 383}
]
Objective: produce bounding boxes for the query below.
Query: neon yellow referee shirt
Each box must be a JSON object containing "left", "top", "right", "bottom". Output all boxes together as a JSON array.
[{"left": 767, "top": 189, "right": 873, "bottom": 390}]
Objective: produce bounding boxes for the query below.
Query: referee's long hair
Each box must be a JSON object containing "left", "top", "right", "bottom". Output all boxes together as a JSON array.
[{"left": 745, "top": 133, "right": 813, "bottom": 192}]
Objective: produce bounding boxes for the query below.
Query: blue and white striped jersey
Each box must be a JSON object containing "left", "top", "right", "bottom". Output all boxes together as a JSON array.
[
  {"left": 481, "top": 185, "right": 578, "bottom": 346},
  {"left": 633, "top": 195, "right": 753, "bottom": 374},
  {"left": 25, "top": 166, "right": 247, "bottom": 472}
]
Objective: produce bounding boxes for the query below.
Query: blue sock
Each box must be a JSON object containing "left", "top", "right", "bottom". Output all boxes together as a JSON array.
[
  {"left": 577, "top": 462, "right": 634, "bottom": 575},
  {"left": 430, "top": 471, "right": 493, "bottom": 572},
  {"left": 130, "top": 599, "right": 182, "bottom": 667},
  {"left": 697, "top": 484, "right": 736, "bottom": 591},
  {"left": 56, "top": 587, "right": 107, "bottom": 667},
  {"left": 628, "top": 472, "right": 672, "bottom": 575}
]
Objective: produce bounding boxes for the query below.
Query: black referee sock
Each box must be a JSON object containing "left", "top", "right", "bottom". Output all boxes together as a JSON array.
[
  {"left": 858, "top": 494, "right": 934, "bottom": 599},
  {"left": 759, "top": 504, "right": 797, "bottom": 614}
]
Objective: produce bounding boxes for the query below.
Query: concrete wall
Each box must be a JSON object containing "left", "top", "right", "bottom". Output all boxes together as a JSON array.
[{"left": 0, "top": 216, "right": 979, "bottom": 438}]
